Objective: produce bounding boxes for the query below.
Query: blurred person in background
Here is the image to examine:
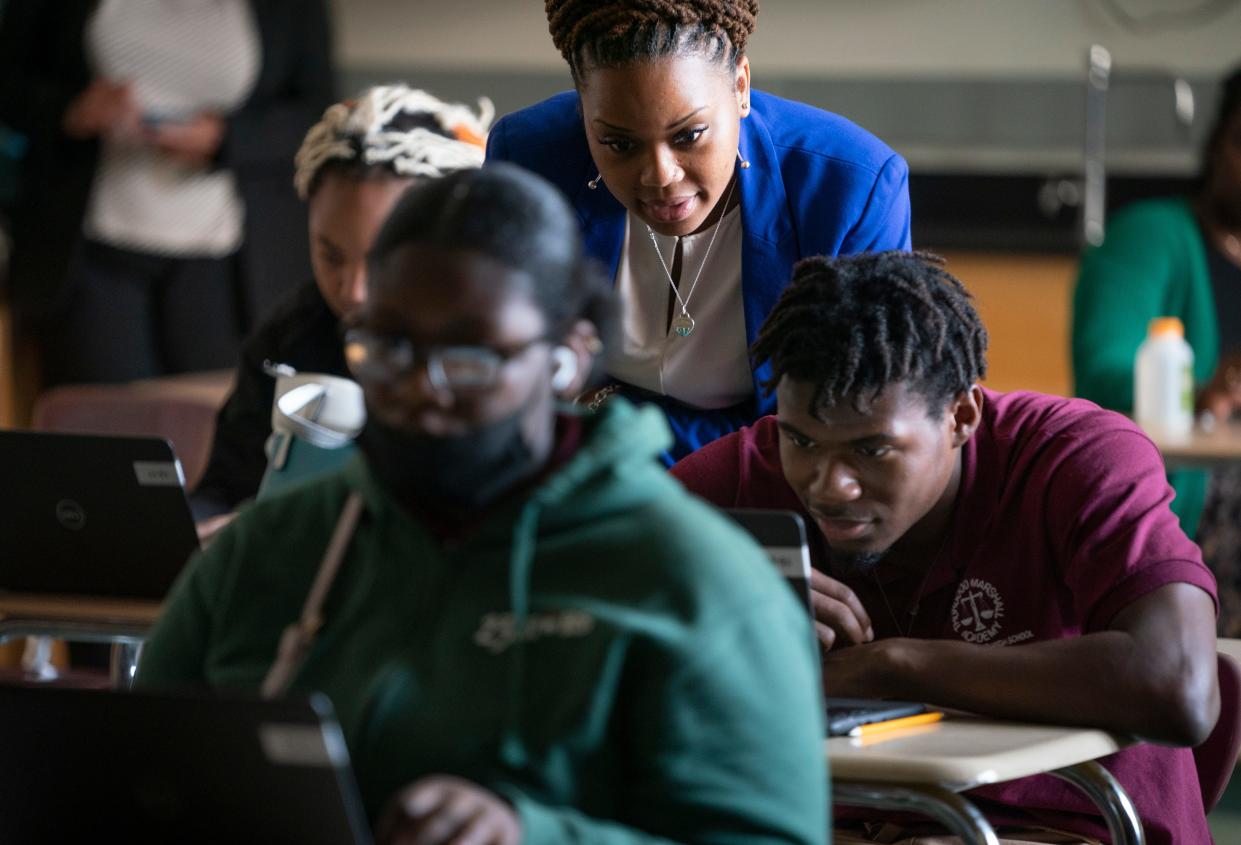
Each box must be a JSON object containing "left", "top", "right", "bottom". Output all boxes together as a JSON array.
[
  {"left": 1074, "top": 64, "right": 1241, "bottom": 633},
  {"left": 0, "top": 0, "right": 334, "bottom": 386},
  {"left": 192, "top": 84, "right": 492, "bottom": 526}
]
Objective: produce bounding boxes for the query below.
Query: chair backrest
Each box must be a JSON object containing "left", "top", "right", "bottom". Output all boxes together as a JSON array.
[
  {"left": 1194, "top": 650, "right": 1241, "bottom": 813},
  {"left": 31, "top": 370, "right": 233, "bottom": 490}
]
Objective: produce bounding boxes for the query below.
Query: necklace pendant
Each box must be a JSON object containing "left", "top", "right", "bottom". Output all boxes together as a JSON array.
[{"left": 672, "top": 312, "right": 696, "bottom": 337}]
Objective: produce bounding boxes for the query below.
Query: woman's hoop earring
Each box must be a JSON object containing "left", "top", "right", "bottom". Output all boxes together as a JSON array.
[
  {"left": 587, "top": 173, "right": 602, "bottom": 190},
  {"left": 737, "top": 149, "right": 750, "bottom": 170}
]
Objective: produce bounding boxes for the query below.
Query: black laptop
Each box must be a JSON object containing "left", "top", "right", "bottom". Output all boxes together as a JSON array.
[
  {"left": 0, "top": 430, "right": 199, "bottom": 598},
  {"left": 726, "top": 507, "right": 933, "bottom": 737},
  {"left": 725, "top": 508, "right": 814, "bottom": 617},
  {"left": 0, "top": 685, "right": 372, "bottom": 844}
]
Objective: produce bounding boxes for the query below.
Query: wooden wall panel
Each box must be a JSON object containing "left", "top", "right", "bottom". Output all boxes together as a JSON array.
[
  {"left": 0, "top": 301, "right": 38, "bottom": 429},
  {"left": 937, "top": 250, "right": 1077, "bottom": 399}
]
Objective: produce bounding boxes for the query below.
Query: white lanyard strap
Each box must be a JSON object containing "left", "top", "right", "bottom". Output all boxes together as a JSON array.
[{"left": 260, "top": 492, "right": 365, "bottom": 699}]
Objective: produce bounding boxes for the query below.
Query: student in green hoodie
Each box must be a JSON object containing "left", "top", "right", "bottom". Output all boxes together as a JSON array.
[{"left": 135, "top": 163, "right": 828, "bottom": 845}]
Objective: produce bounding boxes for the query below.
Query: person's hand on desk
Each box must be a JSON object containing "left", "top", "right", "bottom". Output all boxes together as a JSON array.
[
  {"left": 818, "top": 584, "right": 1219, "bottom": 747},
  {"left": 810, "top": 569, "right": 874, "bottom": 651},
  {"left": 376, "top": 775, "right": 521, "bottom": 845},
  {"left": 818, "top": 637, "right": 913, "bottom": 699},
  {"left": 1197, "top": 353, "right": 1241, "bottom": 422}
]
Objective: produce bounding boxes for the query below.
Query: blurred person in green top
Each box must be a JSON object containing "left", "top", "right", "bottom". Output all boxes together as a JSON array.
[
  {"left": 1073, "top": 64, "right": 1241, "bottom": 632},
  {"left": 135, "top": 163, "right": 828, "bottom": 845}
]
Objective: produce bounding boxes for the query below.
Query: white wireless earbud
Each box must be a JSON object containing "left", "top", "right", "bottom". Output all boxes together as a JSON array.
[{"left": 551, "top": 346, "right": 579, "bottom": 392}]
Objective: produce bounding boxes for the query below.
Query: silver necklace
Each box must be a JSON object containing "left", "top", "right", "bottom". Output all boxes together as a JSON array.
[
  {"left": 870, "top": 530, "right": 953, "bottom": 638},
  {"left": 873, "top": 574, "right": 923, "bottom": 638},
  {"left": 645, "top": 175, "right": 737, "bottom": 338}
]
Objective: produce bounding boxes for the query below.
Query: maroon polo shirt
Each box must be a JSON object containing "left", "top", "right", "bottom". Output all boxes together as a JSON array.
[{"left": 671, "top": 388, "right": 1217, "bottom": 845}]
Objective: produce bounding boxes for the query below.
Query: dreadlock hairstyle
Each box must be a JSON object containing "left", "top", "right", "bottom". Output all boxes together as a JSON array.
[
  {"left": 751, "top": 251, "right": 988, "bottom": 418},
  {"left": 1198, "top": 64, "right": 1241, "bottom": 193},
  {"left": 293, "top": 84, "right": 494, "bottom": 200},
  {"left": 545, "top": 0, "right": 760, "bottom": 84}
]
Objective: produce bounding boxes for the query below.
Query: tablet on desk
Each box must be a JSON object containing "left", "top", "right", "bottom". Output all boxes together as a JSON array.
[{"left": 826, "top": 697, "right": 938, "bottom": 737}]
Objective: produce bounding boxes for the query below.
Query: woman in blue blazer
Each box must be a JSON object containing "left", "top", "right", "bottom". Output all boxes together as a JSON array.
[{"left": 487, "top": 0, "right": 910, "bottom": 461}]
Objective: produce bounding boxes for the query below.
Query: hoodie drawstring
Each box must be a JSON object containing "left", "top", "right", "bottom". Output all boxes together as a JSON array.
[{"left": 498, "top": 495, "right": 544, "bottom": 770}]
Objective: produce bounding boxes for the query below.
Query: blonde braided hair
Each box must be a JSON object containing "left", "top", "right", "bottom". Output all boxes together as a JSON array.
[{"left": 293, "top": 84, "right": 494, "bottom": 200}]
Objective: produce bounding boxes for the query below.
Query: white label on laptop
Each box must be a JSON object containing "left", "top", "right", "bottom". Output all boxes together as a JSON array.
[
  {"left": 764, "top": 546, "right": 808, "bottom": 579},
  {"left": 133, "top": 460, "right": 184, "bottom": 488},
  {"left": 259, "top": 723, "right": 348, "bottom": 768}
]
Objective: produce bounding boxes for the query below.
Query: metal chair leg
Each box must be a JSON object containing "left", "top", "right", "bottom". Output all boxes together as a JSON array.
[
  {"left": 1051, "top": 760, "right": 1145, "bottom": 845},
  {"left": 109, "top": 641, "right": 143, "bottom": 690},
  {"left": 833, "top": 781, "right": 1002, "bottom": 845}
]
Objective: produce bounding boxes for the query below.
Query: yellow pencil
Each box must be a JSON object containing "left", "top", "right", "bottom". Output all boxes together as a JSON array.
[{"left": 847, "top": 710, "right": 944, "bottom": 738}]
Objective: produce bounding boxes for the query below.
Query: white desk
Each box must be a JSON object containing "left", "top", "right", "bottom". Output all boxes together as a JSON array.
[
  {"left": 827, "top": 717, "right": 1143, "bottom": 845},
  {"left": 0, "top": 594, "right": 163, "bottom": 688}
]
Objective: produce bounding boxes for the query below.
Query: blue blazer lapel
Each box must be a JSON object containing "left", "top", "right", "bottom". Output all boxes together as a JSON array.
[
  {"left": 738, "top": 108, "right": 797, "bottom": 405},
  {"left": 573, "top": 164, "right": 626, "bottom": 284}
]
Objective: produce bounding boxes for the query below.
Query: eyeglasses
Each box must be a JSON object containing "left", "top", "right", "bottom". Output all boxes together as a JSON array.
[{"left": 343, "top": 328, "right": 547, "bottom": 393}]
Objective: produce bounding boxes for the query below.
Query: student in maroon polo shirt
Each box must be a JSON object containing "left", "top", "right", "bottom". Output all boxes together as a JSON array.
[{"left": 670, "top": 251, "right": 1220, "bottom": 845}]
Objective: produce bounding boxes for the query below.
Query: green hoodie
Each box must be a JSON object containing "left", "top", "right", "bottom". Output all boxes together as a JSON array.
[
  {"left": 137, "top": 400, "right": 829, "bottom": 845},
  {"left": 1073, "top": 197, "right": 1217, "bottom": 537}
]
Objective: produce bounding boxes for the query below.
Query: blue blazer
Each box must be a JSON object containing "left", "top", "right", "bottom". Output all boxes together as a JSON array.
[{"left": 487, "top": 89, "right": 911, "bottom": 460}]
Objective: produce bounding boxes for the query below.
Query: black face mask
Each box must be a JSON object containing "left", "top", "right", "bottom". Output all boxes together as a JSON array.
[{"left": 356, "top": 411, "right": 540, "bottom": 512}]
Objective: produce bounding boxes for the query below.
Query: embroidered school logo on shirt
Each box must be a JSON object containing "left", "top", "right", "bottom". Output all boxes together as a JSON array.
[
  {"left": 473, "top": 611, "right": 596, "bottom": 654},
  {"left": 950, "top": 578, "right": 1005, "bottom": 643}
]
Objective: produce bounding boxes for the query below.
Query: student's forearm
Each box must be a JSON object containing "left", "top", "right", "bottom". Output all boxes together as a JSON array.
[{"left": 827, "top": 632, "right": 1215, "bottom": 746}]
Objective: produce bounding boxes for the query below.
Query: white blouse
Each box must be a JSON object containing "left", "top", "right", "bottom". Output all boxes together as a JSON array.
[
  {"left": 609, "top": 207, "right": 752, "bottom": 410},
  {"left": 83, "top": 0, "right": 260, "bottom": 257}
]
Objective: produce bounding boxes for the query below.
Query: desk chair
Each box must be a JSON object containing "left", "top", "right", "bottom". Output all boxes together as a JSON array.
[
  {"left": 0, "top": 596, "right": 160, "bottom": 688},
  {"left": 31, "top": 369, "right": 234, "bottom": 489},
  {"left": 1196, "top": 647, "right": 1241, "bottom": 813}
]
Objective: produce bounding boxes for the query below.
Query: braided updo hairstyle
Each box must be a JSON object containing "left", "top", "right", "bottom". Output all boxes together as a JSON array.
[
  {"left": 752, "top": 251, "right": 988, "bottom": 417},
  {"left": 546, "top": 0, "right": 760, "bottom": 83},
  {"left": 293, "top": 84, "right": 493, "bottom": 201}
]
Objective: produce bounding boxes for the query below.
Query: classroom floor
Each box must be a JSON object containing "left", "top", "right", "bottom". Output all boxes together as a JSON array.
[{"left": 1209, "top": 774, "right": 1241, "bottom": 841}]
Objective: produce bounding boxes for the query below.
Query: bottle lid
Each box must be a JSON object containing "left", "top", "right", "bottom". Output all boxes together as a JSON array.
[{"left": 1148, "top": 317, "right": 1185, "bottom": 338}]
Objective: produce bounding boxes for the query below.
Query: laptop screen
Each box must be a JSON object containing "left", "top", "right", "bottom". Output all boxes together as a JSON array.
[
  {"left": 0, "top": 430, "right": 200, "bottom": 598},
  {"left": 725, "top": 508, "right": 814, "bottom": 618},
  {"left": 0, "top": 685, "right": 372, "bottom": 844}
]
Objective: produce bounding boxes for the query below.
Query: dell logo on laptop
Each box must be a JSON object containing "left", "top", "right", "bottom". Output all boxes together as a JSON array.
[{"left": 55, "top": 499, "right": 86, "bottom": 531}]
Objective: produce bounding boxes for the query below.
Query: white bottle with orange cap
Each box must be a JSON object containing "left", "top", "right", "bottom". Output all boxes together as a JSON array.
[{"left": 1135, "top": 317, "right": 1194, "bottom": 441}]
